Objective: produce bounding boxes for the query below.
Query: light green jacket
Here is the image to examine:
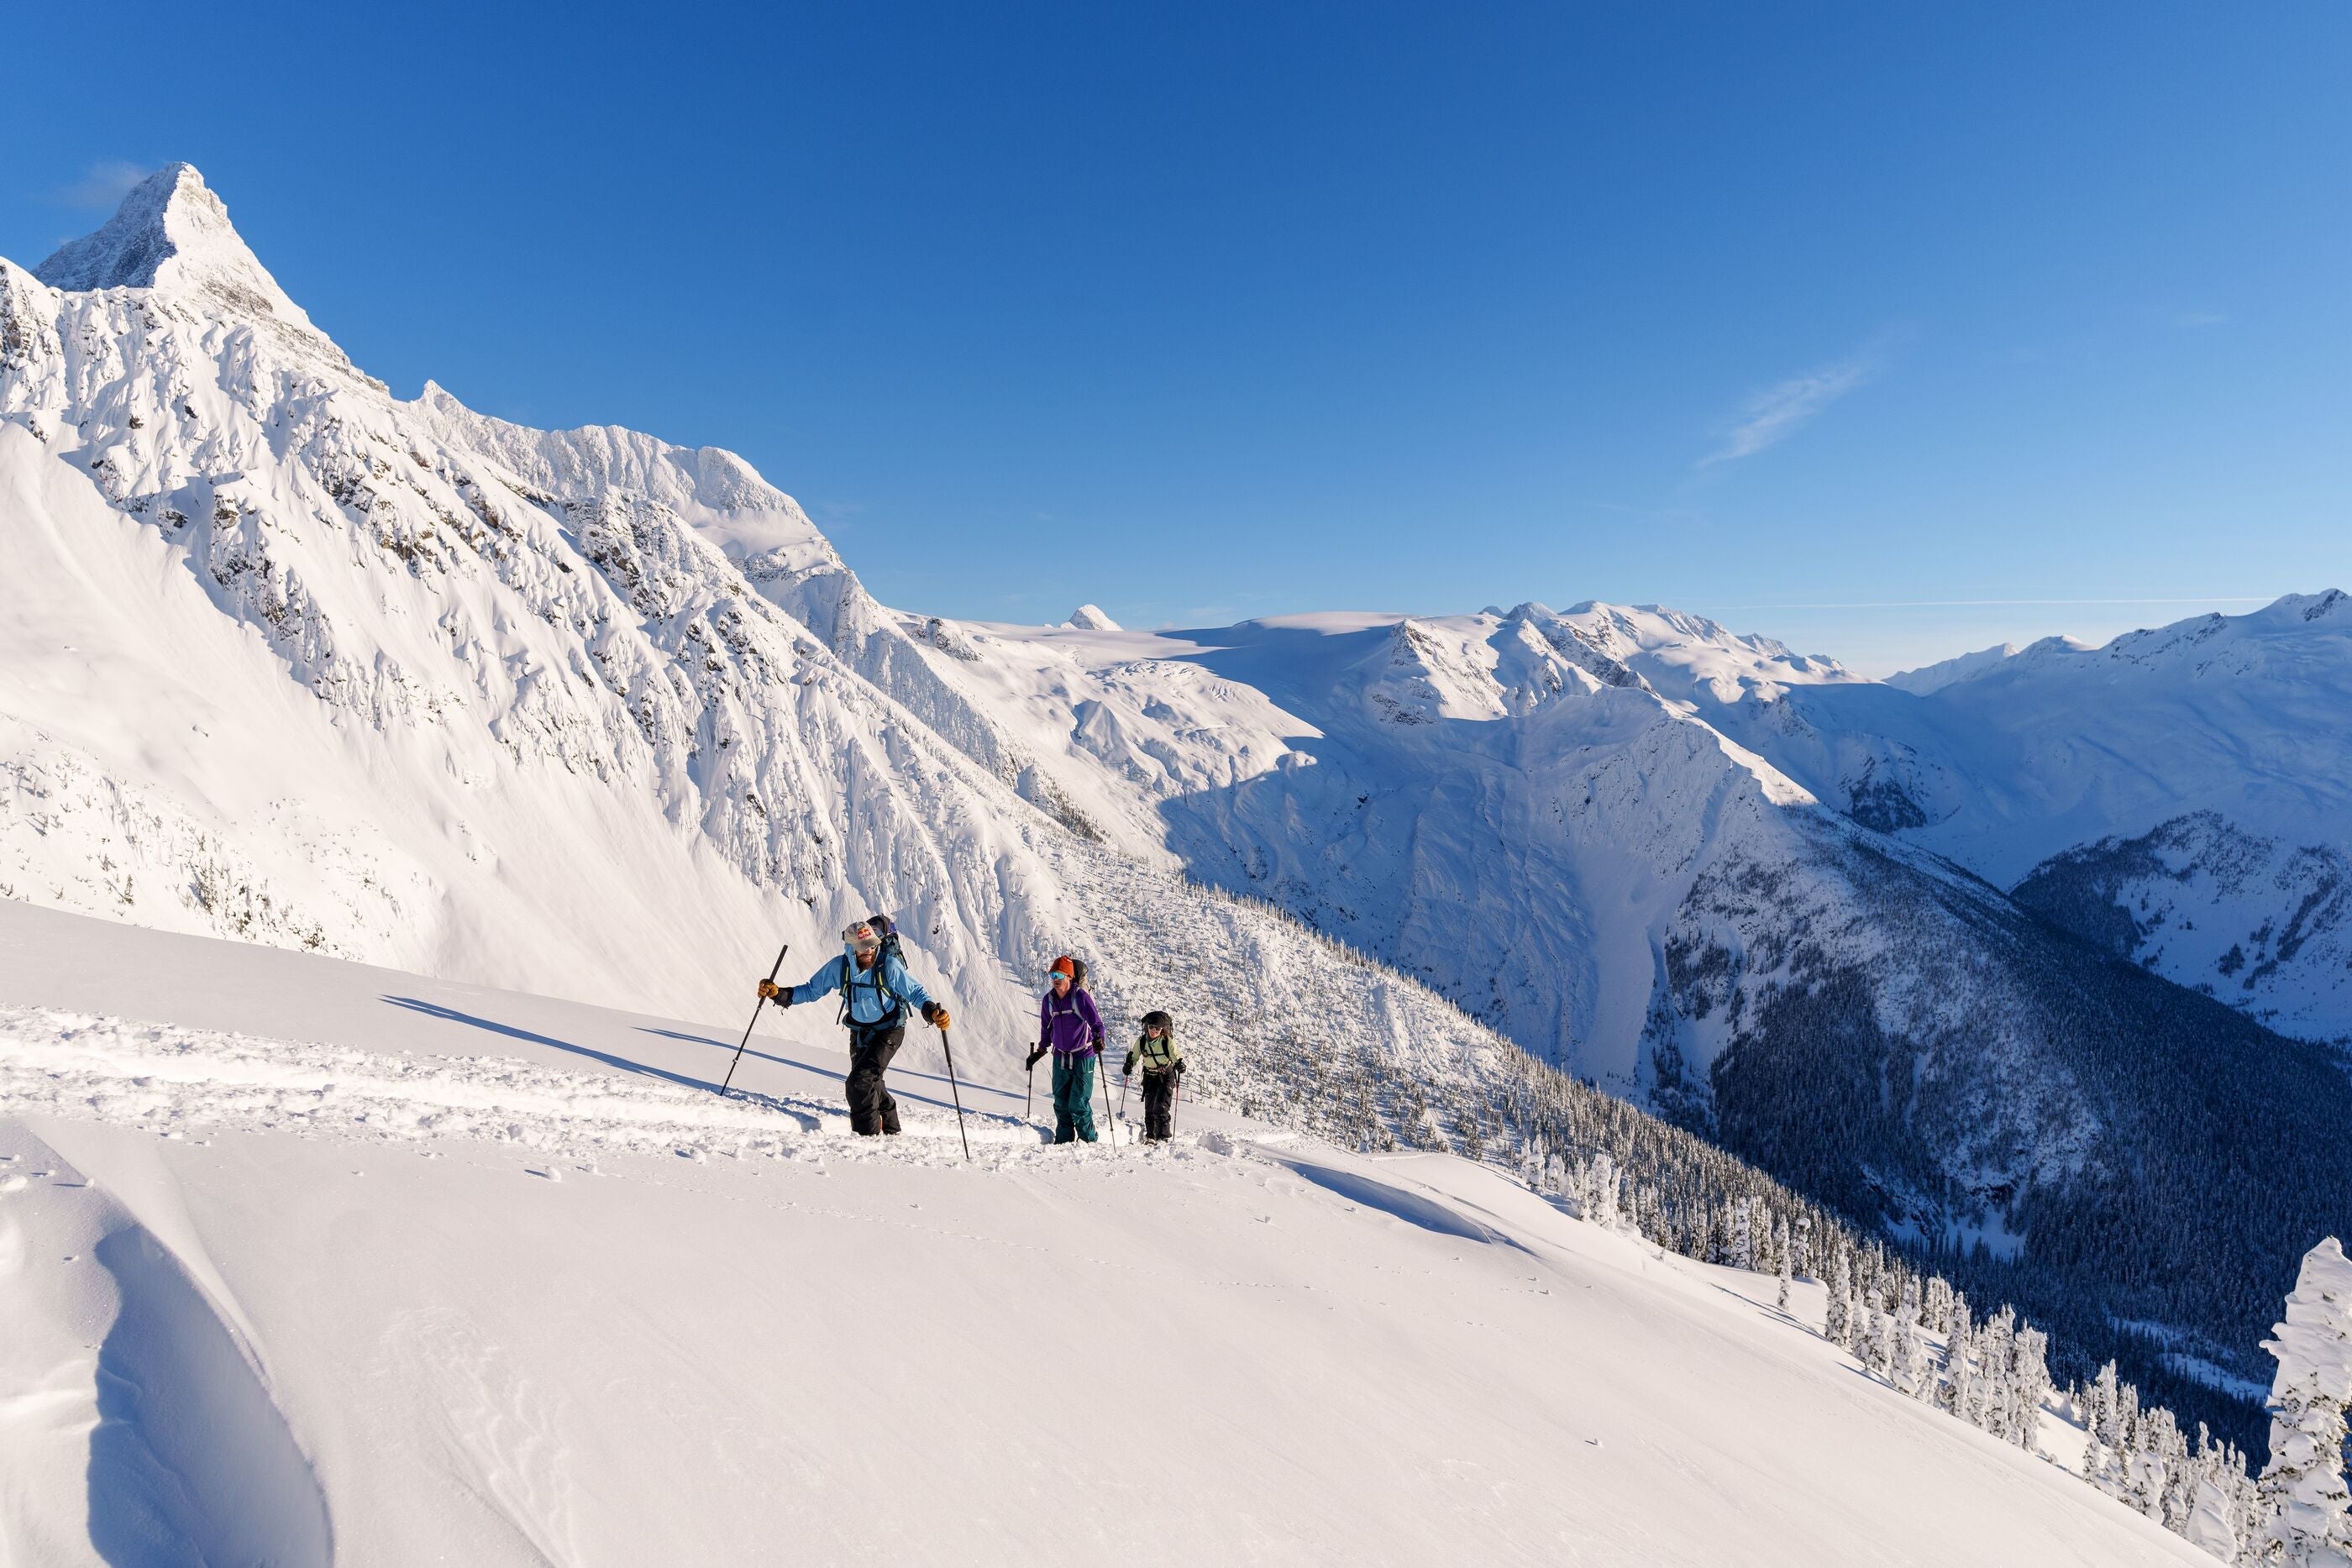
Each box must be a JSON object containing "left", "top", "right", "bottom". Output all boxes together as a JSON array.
[{"left": 1124, "top": 1031, "right": 1182, "bottom": 1076}]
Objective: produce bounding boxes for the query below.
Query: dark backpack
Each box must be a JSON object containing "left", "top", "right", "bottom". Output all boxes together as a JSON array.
[
  {"left": 1043, "top": 956, "right": 1096, "bottom": 1034},
  {"left": 837, "top": 915, "right": 907, "bottom": 1028},
  {"left": 1135, "top": 1010, "right": 1178, "bottom": 1072}
]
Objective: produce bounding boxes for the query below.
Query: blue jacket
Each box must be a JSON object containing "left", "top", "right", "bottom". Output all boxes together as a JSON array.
[{"left": 788, "top": 947, "right": 933, "bottom": 1025}]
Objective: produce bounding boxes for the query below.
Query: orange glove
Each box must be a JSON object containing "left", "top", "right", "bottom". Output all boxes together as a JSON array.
[
  {"left": 758, "top": 979, "right": 785, "bottom": 1002},
  {"left": 922, "top": 1001, "right": 953, "bottom": 1028}
]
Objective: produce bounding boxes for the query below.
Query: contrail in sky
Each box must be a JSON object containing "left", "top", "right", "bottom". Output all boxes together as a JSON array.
[{"left": 1691, "top": 596, "right": 2273, "bottom": 611}]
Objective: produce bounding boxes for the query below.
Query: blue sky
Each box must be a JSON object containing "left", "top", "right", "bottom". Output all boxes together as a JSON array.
[{"left": 7, "top": 2, "right": 2346, "bottom": 673}]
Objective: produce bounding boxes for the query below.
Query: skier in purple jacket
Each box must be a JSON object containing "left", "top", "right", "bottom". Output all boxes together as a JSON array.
[{"left": 1024, "top": 955, "right": 1105, "bottom": 1142}]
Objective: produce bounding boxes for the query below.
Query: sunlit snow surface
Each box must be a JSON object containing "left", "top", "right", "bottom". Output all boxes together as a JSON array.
[{"left": 0, "top": 903, "right": 2202, "bottom": 1565}]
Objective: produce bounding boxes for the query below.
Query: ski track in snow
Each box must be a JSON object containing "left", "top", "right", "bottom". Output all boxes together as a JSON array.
[{"left": 0, "top": 1007, "right": 1044, "bottom": 1165}]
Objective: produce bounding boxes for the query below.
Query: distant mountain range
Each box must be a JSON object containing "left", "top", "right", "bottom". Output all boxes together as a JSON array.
[{"left": 6, "top": 164, "right": 2348, "bottom": 1419}]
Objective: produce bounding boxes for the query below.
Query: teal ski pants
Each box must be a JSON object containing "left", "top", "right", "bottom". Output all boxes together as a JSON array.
[{"left": 1052, "top": 1052, "right": 1099, "bottom": 1144}]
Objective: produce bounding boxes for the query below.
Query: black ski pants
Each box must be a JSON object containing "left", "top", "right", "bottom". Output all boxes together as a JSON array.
[
  {"left": 1141, "top": 1068, "right": 1177, "bottom": 1141},
  {"left": 845, "top": 1023, "right": 905, "bottom": 1135}
]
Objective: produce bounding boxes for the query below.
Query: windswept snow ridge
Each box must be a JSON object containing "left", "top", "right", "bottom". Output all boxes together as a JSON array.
[
  {"left": 1885, "top": 641, "right": 2024, "bottom": 695},
  {"left": 0, "top": 1121, "right": 334, "bottom": 1568}
]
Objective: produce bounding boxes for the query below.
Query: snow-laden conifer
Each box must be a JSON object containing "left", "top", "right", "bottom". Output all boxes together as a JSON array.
[
  {"left": 2129, "top": 1403, "right": 2176, "bottom": 1522},
  {"left": 2259, "top": 1236, "right": 2352, "bottom": 1567},
  {"left": 2186, "top": 1471, "right": 2242, "bottom": 1563},
  {"left": 1824, "top": 1250, "right": 1851, "bottom": 1349},
  {"left": 1588, "top": 1151, "right": 1620, "bottom": 1230},
  {"left": 1864, "top": 1303, "right": 1893, "bottom": 1378},
  {"left": 2183, "top": 1422, "right": 2245, "bottom": 1563},
  {"left": 1895, "top": 1311, "right": 1931, "bottom": 1400},
  {"left": 2010, "top": 1324, "right": 2051, "bottom": 1455},
  {"left": 1923, "top": 1275, "right": 1953, "bottom": 1335},
  {"left": 2083, "top": 1362, "right": 2122, "bottom": 1497}
]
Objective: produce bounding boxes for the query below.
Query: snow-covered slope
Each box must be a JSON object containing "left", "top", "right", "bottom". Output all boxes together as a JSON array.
[
  {"left": 0, "top": 909, "right": 2210, "bottom": 1565},
  {"left": 780, "top": 602, "right": 1859, "bottom": 1080},
  {"left": 1886, "top": 640, "right": 2024, "bottom": 695},
  {"left": 791, "top": 590, "right": 2352, "bottom": 1405},
  {"left": 0, "top": 164, "right": 1542, "bottom": 1123},
  {"left": 8, "top": 167, "right": 2347, "bottom": 1437},
  {"left": 1750, "top": 595, "right": 2352, "bottom": 1040}
]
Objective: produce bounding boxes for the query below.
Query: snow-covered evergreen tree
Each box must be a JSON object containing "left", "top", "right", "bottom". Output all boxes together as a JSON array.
[
  {"left": 2129, "top": 1403, "right": 2176, "bottom": 1522},
  {"left": 1969, "top": 1309, "right": 2002, "bottom": 1434},
  {"left": 2083, "top": 1362, "right": 2122, "bottom": 1497},
  {"left": 1777, "top": 1245, "right": 1793, "bottom": 1312},
  {"left": 2187, "top": 1467, "right": 2243, "bottom": 1564},
  {"left": 1865, "top": 1303, "right": 1893, "bottom": 1378},
  {"left": 2159, "top": 1410, "right": 2197, "bottom": 1532},
  {"left": 1923, "top": 1275, "right": 1953, "bottom": 1335},
  {"left": 2259, "top": 1236, "right": 2352, "bottom": 1567},
  {"left": 1824, "top": 1250, "right": 1851, "bottom": 1348},
  {"left": 2193, "top": 1428, "right": 2262, "bottom": 1565},
  {"left": 2010, "top": 1324, "right": 2051, "bottom": 1455},
  {"left": 1895, "top": 1311, "right": 1931, "bottom": 1400},
  {"left": 1588, "top": 1151, "right": 1620, "bottom": 1230}
]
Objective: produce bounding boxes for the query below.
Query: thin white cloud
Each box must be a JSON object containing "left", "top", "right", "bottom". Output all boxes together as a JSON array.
[
  {"left": 51, "top": 159, "right": 156, "bottom": 209},
  {"left": 1690, "top": 596, "right": 2273, "bottom": 611},
  {"left": 1699, "top": 338, "right": 1892, "bottom": 466}
]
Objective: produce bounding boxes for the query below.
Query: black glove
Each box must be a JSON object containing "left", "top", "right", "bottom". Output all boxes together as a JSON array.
[
  {"left": 1026, "top": 1047, "right": 1045, "bottom": 1071},
  {"left": 1121, "top": 1052, "right": 1137, "bottom": 1076},
  {"left": 1173, "top": 1059, "right": 1185, "bottom": 1076}
]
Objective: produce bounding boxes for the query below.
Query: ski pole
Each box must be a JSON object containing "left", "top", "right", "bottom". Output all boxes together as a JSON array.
[
  {"left": 1120, "top": 1073, "right": 1130, "bottom": 1129},
  {"left": 937, "top": 1024, "right": 971, "bottom": 1162},
  {"left": 1026, "top": 1055, "right": 1035, "bottom": 1121},
  {"left": 723, "top": 942, "right": 790, "bottom": 1094},
  {"left": 1099, "top": 1052, "right": 1118, "bottom": 1149}
]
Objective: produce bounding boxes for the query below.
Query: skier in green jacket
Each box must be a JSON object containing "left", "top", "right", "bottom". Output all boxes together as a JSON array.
[{"left": 1121, "top": 1009, "right": 1184, "bottom": 1142}]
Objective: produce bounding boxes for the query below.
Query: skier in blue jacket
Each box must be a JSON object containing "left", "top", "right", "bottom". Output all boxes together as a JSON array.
[{"left": 759, "top": 915, "right": 949, "bottom": 1135}]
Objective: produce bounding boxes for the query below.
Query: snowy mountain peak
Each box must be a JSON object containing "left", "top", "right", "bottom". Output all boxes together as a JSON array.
[
  {"left": 1536, "top": 601, "right": 1858, "bottom": 706},
  {"left": 33, "top": 163, "right": 315, "bottom": 334},
  {"left": 2265, "top": 587, "right": 2349, "bottom": 624},
  {"left": 1065, "top": 603, "right": 1121, "bottom": 631},
  {"left": 1884, "top": 642, "right": 2021, "bottom": 696}
]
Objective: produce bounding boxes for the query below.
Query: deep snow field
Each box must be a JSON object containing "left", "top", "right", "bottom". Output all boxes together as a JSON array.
[{"left": 0, "top": 899, "right": 2201, "bottom": 1565}]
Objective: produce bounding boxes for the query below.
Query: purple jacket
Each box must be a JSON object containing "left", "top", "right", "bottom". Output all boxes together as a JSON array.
[{"left": 1038, "top": 986, "right": 1105, "bottom": 1055}]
